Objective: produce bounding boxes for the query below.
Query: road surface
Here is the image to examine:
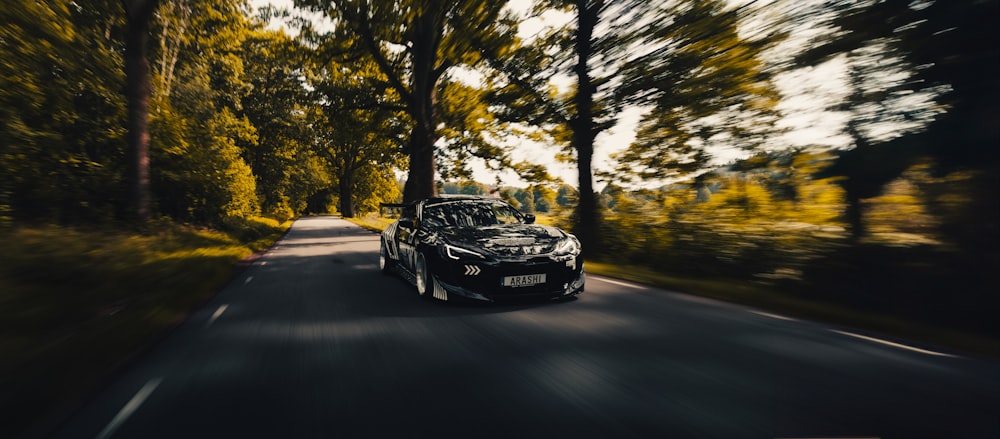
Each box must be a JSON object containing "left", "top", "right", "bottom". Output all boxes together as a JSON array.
[{"left": 51, "top": 216, "right": 1000, "bottom": 438}]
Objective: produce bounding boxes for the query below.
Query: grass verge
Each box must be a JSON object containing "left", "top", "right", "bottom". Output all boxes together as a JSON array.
[
  {"left": 344, "top": 213, "right": 396, "bottom": 233},
  {"left": 585, "top": 261, "right": 1000, "bottom": 358},
  {"left": 0, "top": 218, "right": 290, "bottom": 438}
]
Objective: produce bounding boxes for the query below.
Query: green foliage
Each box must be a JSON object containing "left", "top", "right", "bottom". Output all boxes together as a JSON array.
[
  {"left": 499, "top": 187, "right": 522, "bottom": 210},
  {"left": 1, "top": 0, "right": 282, "bottom": 226},
  {"left": 151, "top": 79, "right": 260, "bottom": 223},
  {"left": 308, "top": 57, "right": 406, "bottom": 217},
  {"left": 600, "top": 151, "right": 846, "bottom": 275},
  {"left": 239, "top": 27, "right": 328, "bottom": 220},
  {"left": 514, "top": 186, "right": 535, "bottom": 213},
  {"left": 531, "top": 185, "right": 558, "bottom": 213},
  {"left": 612, "top": 0, "right": 786, "bottom": 183},
  {"left": 440, "top": 181, "right": 489, "bottom": 196},
  {"left": 145, "top": 0, "right": 291, "bottom": 225},
  {"left": 295, "top": 0, "right": 523, "bottom": 202},
  {"left": 437, "top": 80, "right": 515, "bottom": 180},
  {"left": 1, "top": 0, "right": 127, "bottom": 223},
  {"left": 792, "top": 0, "right": 999, "bottom": 249},
  {"left": 592, "top": 147, "right": 998, "bottom": 339},
  {"left": 350, "top": 163, "right": 403, "bottom": 215}
]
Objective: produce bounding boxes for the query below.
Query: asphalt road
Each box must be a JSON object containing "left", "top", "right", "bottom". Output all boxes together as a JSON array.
[{"left": 51, "top": 216, "right": 999, "bottom": 439}]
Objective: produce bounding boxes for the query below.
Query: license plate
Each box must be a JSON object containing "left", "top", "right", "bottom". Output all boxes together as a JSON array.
[{"left": 502, "top": 273, "right": 546, "bottom": 287}]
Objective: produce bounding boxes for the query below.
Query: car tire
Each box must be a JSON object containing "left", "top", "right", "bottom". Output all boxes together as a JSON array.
[
  {"left": 415, "top": 252, "right": 432, "bottom": 299},
  {"left": 379, "top": 239, "right": 395, "bottom": 274}
]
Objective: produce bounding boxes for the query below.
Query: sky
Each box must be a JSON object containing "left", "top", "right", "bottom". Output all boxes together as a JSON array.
[{"left": 249, "top": 0, "right": 851, "bottom": 189}]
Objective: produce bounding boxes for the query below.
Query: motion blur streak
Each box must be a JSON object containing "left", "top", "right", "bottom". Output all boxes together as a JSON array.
[
  {"left": 95, "top": 377, "right": 162, "bottom": 439},
  {"left": 49, "top": 217, "right": 999, "bottom": 439}
]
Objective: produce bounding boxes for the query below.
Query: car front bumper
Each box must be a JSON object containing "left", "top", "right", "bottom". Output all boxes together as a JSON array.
[{"left": 434, "top": 259, "right": 585, "bottom": 302}]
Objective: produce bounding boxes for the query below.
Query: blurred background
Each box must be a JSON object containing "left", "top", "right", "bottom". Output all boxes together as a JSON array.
[{"left": 1, "top": 0, "right": 998, "bottom": 436}]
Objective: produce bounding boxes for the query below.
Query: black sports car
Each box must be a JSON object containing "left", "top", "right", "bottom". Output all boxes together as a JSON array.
[{"left": 379, "top": 196, "right": 585, "bottom": 302}]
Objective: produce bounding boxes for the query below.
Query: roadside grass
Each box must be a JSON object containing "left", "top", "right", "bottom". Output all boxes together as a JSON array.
[
  {"left": 345, "top": 213, "right": 396, "bottom": 233},
  {"left": 0, "top": 218, "right": 290, "bottom": 438},
  {"left": 585, "top": 261, "right": 1000, "bottom": 358}
]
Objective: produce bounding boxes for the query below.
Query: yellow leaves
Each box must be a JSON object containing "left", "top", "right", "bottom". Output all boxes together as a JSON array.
[{"left": 860, "top": 167, "right": 941, "bottom": 246}]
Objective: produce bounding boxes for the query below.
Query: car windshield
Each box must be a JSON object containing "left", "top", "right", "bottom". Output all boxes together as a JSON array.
[{"left": 422, "top": 200, "right": 523, "bottom": 228}]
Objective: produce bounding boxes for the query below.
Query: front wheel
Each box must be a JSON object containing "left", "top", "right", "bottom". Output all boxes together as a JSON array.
[{"left": 415, "top": 252, "right": 432, "bottom": 299}]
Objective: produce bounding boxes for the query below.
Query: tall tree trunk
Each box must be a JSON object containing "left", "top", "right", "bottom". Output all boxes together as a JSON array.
[
  {"left": 571, "top": 0, "right": 601, "bottom": 258},
  {"left": 843, "top": 189, "right": 864, "bottom": 244},
  {"left": 123, "top": 0, "right": 159, "bottom": 222},
  {"left": 843, "top": 115, "right": 870, "bottom": 245},
  {"left": 402, "top": 122, "right": 437, "bottom": 202},
  {"left": 339, "top": 172, "right": 355, "bottom": 218},
  {"left": 401, "top": 5, "right": 442, "bottom": 203}
]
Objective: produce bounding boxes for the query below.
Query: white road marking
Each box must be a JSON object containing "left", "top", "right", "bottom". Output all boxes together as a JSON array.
[
  {"left": 749, "top": 310, "right": 797, "bottom": 321},
  {"left": 95, "top": 377, "right": 163, "bottom": 439},
  {"left": 591, "top": 276, "right": 647, "bottom": 290},
  {"left": 260, "top": 261, "right": 268, "bottom": 266},
  {"left": 244, "top": 276, "right": 253, "bottom": 285},
  {"left": 830, "top": 330, "right": 959, "bottom": 358},
  {"left": 776, "top": 437, "right": 880, "bottom": 439},
  {"left": 588, "top": 274, "right": 958, "bottom": 360},
  {"left": 205, "top": 304, "right": 228, "bottom": 328}
]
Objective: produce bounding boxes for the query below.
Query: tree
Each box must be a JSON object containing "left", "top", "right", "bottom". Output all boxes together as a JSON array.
[
  {"left": 563, "top": 0, "right": 604, "bottom": 258},
  {"left": 489, "top": 0, "right": 783, "bottom": 257},
  {"left": 612, "top": 0, "right": 786, "bottom": 185},
  {"left": 148, "top": 0, "right": 262, "bottom": 223},
  {"left": 309, "top": 55, "right": 406, "bottom": 217},
  {"left": 123, "top": 0, "right": 160, "bottom": 221},
  {"left": 240, "top": 26, "right": 326, "bottom": 219},
  {"left": 484, "top": 0, "right": 648, "bottom": 256},
  {"left": 295, "top": 0, "right": 519, "bottom": 202},
  {"left": 514, "top": 187, "right": 535, "bottom": 213},
  {"left": 531, "top": 184, "right": 557, "bottom": 213},
  {"left": 499, "top": 187, "right": 523, "bottom": 209},
  {"left": 794, "top": 0, "right": 1000, "bottom": 246},
  {"left": 2, "top": 0, "right": 130, "bottom": 223},
  {"left": 435, "top": 79, "right": 528, "bottom": 183}
]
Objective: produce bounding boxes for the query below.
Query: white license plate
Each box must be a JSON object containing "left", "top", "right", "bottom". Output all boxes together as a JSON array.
[{"left": 502, "top": 273, "right": 546, "bottom": 287}]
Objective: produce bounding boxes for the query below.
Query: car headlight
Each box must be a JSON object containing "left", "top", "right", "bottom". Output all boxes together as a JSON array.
[
  {"left": 552, "top": 235, "right": 581, "bottom": 256},
  {"left": 441, "top": 243, "right": 486, "bottom": 261}
]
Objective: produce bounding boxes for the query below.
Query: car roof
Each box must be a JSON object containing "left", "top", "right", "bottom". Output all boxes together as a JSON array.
[
  {"left": 423, "top": 195, "right": 501, "bottom": 204},
  {"left": 381, "top": 195, "right": 505, "bottom": 211}
]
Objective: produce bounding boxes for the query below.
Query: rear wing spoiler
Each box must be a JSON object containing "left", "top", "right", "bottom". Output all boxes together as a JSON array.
[
  {"left": 379, "top": 203, "right": 408, "bottom": 209},
  {"left": 379, "top": 202, "right": 408, "bottom": 216}
]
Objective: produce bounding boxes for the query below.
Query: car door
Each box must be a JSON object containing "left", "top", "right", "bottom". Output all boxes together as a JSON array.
[{"left": 396, "top": 204, "right": 418, "bottom": 271}]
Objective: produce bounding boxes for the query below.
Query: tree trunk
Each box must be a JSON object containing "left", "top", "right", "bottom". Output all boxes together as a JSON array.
[
  {"left": 843, "top": 117, "right": 870, "bottom": 244},
  {"left": 123, "top": 0, "right": 159, "bottom": 222},
  {"left": 844, "top": 189, "right": 864, "bottom": 244},
  {"left": 339, "top": 172, "right": 355, "bottom": 218},
  {"left": 402, "top": 123, "right": 437, "bottom": 202},
  {"left": 571, "top": 0, "right": 601, "bottom": 258},
  {"left": 401, "top": 5, "right": 442, "bottom": 203}
]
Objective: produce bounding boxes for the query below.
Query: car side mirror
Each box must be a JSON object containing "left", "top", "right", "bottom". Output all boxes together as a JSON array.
[{"left": 523, "top": 213, "right": 535, "bottom": 224}]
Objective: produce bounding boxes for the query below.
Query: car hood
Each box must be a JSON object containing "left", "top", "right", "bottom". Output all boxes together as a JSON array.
[{"left": 442, "top": 224, "right": 569, "bottom": 257}]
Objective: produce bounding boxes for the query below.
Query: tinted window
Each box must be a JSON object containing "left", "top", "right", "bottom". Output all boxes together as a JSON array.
[
  {"left": 400, "top": 205, "right": 416, "bottom": 222},
  {"left": 422, "top": 200, "right": 523, "bottom": 228},
  {"left": 492, "top": 203, "right": 521, "bottom": 224}
]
